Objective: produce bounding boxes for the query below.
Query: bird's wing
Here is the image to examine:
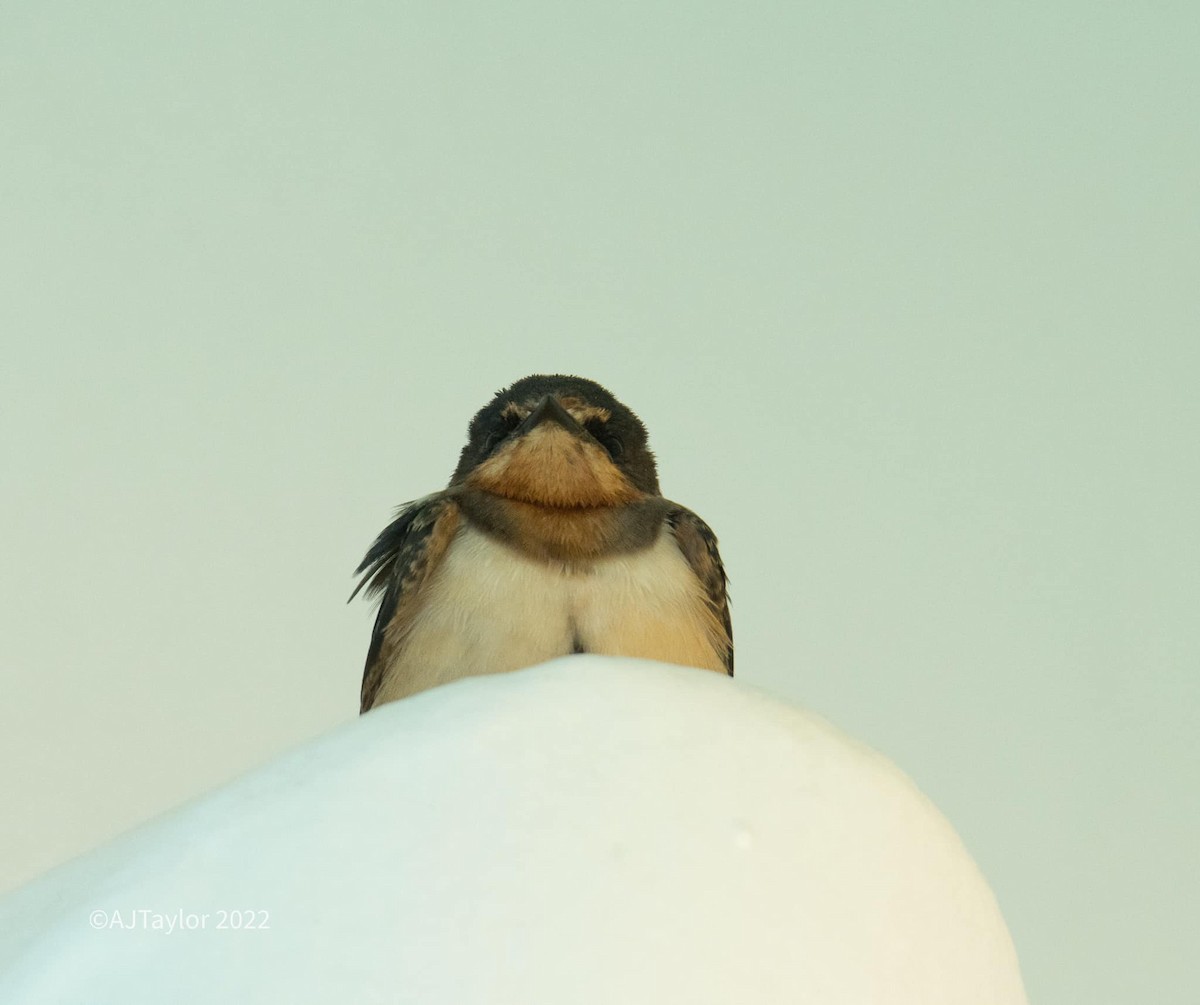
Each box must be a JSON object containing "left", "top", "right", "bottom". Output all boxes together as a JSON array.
[
  {"left": 350, "top": 493, "right": 461, "bottom": 712},
  {"left": 667, "top": 507, "right": 733, "bottom": 676}
]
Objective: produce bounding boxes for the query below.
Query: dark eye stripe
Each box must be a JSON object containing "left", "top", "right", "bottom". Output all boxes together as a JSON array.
[
  {"left": 481, "top": 411, "right": 523, "bottom": 457},
  {"left": 583, "top": 418, "right": 623, "bottom": 459}
]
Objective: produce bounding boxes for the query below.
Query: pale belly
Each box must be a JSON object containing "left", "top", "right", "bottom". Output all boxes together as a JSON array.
[{"left": 372, "top": 523, "right": 725, "bottom": 704}]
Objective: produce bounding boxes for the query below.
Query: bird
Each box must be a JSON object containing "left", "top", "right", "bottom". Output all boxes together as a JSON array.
[{"left": 350, "top": 374, "right": 732, "bottom": 713}]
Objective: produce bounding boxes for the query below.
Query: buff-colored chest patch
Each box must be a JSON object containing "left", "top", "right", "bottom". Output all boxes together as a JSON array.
[{"left": 371, "top": 523, "right": 726, "bottom": 704}]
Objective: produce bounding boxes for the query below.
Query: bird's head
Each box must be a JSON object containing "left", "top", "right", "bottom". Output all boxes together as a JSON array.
[{"left": 451, "top": 375, "right": 660, "bottom": 507}]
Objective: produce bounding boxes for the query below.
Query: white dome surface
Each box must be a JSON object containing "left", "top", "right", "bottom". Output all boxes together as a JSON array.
[{"left": 0, "top": 656, "right": 1027, "bottom": 1004}]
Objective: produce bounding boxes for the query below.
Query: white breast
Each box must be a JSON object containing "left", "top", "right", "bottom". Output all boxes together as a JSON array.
[{"left": 372, "top": 523, "right": 725, "bottom": 704}]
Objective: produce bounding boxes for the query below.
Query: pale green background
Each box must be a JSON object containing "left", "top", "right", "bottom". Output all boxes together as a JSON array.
[{"left": 2, "top": 4, "right": 1196, "bottom": 1002}]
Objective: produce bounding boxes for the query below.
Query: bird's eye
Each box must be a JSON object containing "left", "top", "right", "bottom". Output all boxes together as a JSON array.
[
  {"left": 586, "top": 419, "right": 623, "bottom": 459},
  {"left": 482, "top": 412, "right": 521, "bottom": 456}
]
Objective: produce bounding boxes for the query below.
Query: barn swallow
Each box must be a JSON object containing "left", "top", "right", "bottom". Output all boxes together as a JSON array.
[{"left": 350, "top": 374, "right": 732, "bottom": 712}]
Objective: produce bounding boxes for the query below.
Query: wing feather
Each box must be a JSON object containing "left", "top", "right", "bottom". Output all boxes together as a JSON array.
[
  {"left": 667, "top": 508, "right": 733, "bottom": 676},
  {"left": 351, "top": 493, "right": 460, "bottom": 712}
]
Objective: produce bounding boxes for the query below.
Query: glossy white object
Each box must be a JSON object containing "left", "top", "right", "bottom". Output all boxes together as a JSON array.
[{"left": 0, "top": 656, "right": 1027, "bottom": 1004}]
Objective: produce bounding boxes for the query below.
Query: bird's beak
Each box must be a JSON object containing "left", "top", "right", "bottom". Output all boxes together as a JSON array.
[{"left": 519, "top": 395, "right": 586, "bottom": 438}]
